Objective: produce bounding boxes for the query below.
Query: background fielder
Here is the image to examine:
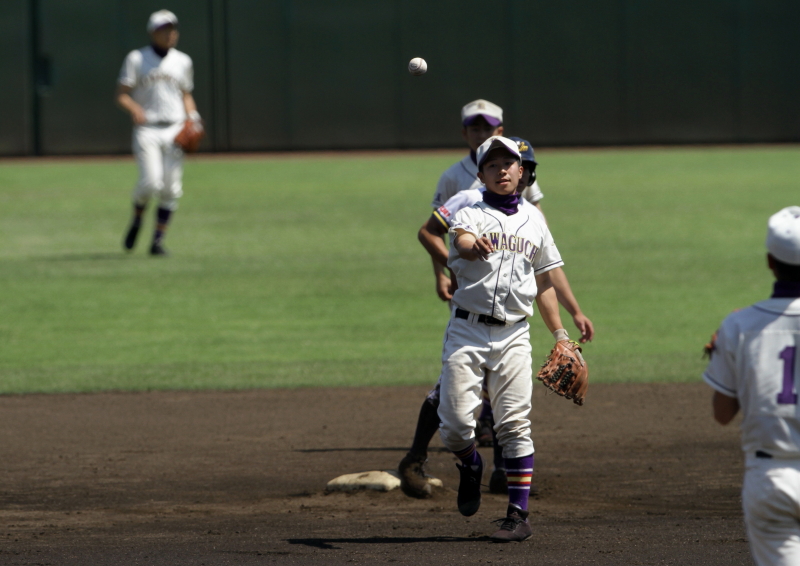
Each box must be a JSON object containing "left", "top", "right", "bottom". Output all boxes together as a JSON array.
[
  {"left": 704, "top": 206, "right": 800, "bottom": 566},
  {"left": 116, "top": 9, "right": 201, "bottom": 256}
]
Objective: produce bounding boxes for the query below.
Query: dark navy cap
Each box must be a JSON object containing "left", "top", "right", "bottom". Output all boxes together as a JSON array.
[{"left": 507, "top": 137, "right": 536, "bottom": 165}]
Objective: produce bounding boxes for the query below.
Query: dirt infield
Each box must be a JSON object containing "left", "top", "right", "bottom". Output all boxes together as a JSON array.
[{"left": 0, "top": 383, "right": 752, "bottom": 565}]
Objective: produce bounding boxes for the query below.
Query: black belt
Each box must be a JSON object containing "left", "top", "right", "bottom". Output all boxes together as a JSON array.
[
  {"left": 455, "top": 308, "right": 523, "bottom": 326},
  {"left": 755, "top": 450, "right": 773, "bottom": 459},
  {"left": 148, "top": 121, "right": 177, "bottom": 127}
]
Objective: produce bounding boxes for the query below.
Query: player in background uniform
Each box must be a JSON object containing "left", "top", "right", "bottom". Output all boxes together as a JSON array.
[
  {"left": 116, "top": 10, "right": 201, "bottom": 256},
  {"left": 704, "top": 206, "right": 800, "bottom": 566},
  {"left": 439, "top": 136, "right": 570, "bottom": 541},
  {"left": 398, "top": 136, "right": 593, "bottom": 498}
]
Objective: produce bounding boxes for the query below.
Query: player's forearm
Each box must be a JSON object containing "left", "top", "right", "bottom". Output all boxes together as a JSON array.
[
  {"left": 534, "top": 281, "right": 563, "bottom": 334},
  {"left": 549, "top": 267, "right": 583, "bottom": 317},
  {"left": 432, "top": 259, "right": 447, "bottom": 277},
  {"left": 116, "top": 92, "right": 140, "bottom": 115},
  {"left": 419, "top": 223, "right": 449, "bottom": 267},
  {"left": 712, "top": 391, "right": 740, "bottom": 425},
  {"left": 183, "top": 92, "right": 199, "bottom": 118},
  {"left": 453, "top": 233, "right": 479, "bottom": 261}
]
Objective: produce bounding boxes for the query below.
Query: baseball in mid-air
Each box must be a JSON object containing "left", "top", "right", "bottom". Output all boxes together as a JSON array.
[{"left": 408, "top": 57, "right": 427, "bottom": 76}]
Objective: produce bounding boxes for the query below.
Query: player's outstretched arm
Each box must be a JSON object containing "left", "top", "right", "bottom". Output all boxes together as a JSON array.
[
  {"left": 115, "top": 84, "right": 146, "bottom": 125},
  {"left": 453, "top": 230, "right": 492, "bottom": 261},
  {"left": 549, "top": 266, "right": 594, "bottom": 343},
  {"left": 712, "top": 391, "right": 739, "bottom": 425},
  {"left": 534, "top": 271, "right": 564, "bottom": 333}
]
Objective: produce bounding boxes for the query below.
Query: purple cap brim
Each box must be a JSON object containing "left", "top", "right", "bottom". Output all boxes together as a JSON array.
[{"left": 463, "top": 114, "right": 502, "bottom": 127}]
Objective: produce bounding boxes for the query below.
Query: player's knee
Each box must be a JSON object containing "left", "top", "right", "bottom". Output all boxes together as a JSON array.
[
  {"left": 438, "top": 416, "right": 476, "bottom": 451},
  {"left": 157, "top": 197, "right": 179, "bottom": 212},
  {"left": 494, "top": 418, "right": 531, "bottom": 450},
  {"left": 161, "top": 182, "right": 183, "bottom": 202},
  {"left": 137, "top": 178, "right": 164, "bottom": 195}
]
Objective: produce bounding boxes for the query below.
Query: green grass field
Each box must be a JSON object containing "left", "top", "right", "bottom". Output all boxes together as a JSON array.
[{"left": 1, "top": 146, "right": 798, "bottom": 394}]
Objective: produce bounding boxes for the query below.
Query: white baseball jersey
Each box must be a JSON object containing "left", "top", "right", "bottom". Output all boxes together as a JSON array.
[
  {"left": 704, "top": 294, "right": 800, "bottom": 566},
  {"left": 431, "top": 156, "right": 483, "bottom": 209},
  {"left": 433, "top": 188, "right": 483, "bottom": 229},
  {"left": 703, "top": 297, "right": 800, "bottom": 461},
  {"left": 431, "top": 154, "right": 545, "bottom": 210},
  {"left": 118, "top": 47, "right": 193, "bottom": 124},
  {"left": 448, "top": 201, "right": 563, "bottom": 322}
]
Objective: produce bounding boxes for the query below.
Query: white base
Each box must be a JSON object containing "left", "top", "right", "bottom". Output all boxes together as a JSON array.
[{"left": 326, "top": 470, "right": 443, "bottom": 492}]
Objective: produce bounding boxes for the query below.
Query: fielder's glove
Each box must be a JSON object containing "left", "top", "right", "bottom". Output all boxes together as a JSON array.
[
  {"left": 174, "top": 112, "right": 205, "bottom": 152},
  {"left": 703, "top": 331, "right": 717, "bottom": 359},
  {"left": 536, "top": 329, "right": 589, "bottom": 406}
]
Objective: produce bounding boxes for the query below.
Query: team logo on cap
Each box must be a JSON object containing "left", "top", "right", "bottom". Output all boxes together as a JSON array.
[
  {"left": 477, "top": 102, "right": 485, "bottom": 109},
  {"left": 517, "top": 141, "right": 529, "bottom": 152}
]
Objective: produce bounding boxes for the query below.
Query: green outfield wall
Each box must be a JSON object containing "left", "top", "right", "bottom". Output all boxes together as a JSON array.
[{"left": 1, "top": 0, "right": 799, "bottom": 155}]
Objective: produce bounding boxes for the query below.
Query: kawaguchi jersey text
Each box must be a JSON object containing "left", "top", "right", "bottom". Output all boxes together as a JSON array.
[
  {"left": 448, "top": 201, "right": 563, "bottom": 322},
  {"left": 484, "top": 232, "right": 539, "bottom": 262}
]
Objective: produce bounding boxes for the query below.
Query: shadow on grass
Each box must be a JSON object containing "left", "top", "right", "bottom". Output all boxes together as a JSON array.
[
  {"left": 287, "top": 535, "right": 487, "bottom": 549},
  {"left": 295, "top": 447, "right": 449, "bottom": 453},
  {"left": 37, "top": 252, "right": 132, "bottom": 261}
]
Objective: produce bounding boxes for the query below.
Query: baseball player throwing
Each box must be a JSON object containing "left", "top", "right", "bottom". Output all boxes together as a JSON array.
[
  {"left": 438, "top": 136, "right": 570, "bottom": 542},
  {"left": 399, "top": 136, "right": 593, "bottom": 498},
  {"left": 704, "top": 206, "right": 800, "bottom": 566},
  {"left": 116, "top": 9, "right": 200, "bottom": 256}
]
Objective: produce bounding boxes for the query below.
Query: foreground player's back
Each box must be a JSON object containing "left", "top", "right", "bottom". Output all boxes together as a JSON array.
[{"left": 709, "top": 297, "right": 800, "bottom": 458}]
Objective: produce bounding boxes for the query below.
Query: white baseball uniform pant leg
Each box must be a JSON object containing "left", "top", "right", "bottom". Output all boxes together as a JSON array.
[
  {"left": 743, "top": 458, "right": 800, "bottom": 566},
  {"left": 438, "top": 315, "right": 534, "bottom": 458},
  {"left": 132, "top": 123, "right": 184, "bottom": 211}
]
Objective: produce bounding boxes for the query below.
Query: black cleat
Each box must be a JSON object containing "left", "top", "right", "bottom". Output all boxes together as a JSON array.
[
  {"left": 489, "top": 468, "right": 508, "bottom": 494},
  {"left": 150, "top": 242, "right": 169, "bottom": 256},
  {"left": 398, "top": 452, "right": 433, "bottom": 499},
  {"left": 123, "top": 223, "right": 140, "bottom": 251},
  {"left": 490, "top": 505, "right": 532, "bottom": 542},
  {"left": 456, "top": 455, "right": 483, "bottom": 517}
]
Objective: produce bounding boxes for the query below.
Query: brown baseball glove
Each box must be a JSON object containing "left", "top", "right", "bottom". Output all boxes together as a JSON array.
[
  {"left": 174, "top": 119, "right": 205, "bottom": 152},
  {"left": 536, "top": 339, "right": 589, "bottom": 405},
  {"left": 703, "top": 332, "right": 717, "bottom": 359}
]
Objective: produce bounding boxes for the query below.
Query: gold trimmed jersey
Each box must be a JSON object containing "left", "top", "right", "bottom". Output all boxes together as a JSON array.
[{"left": 448, "top": 201, "right": 563, "bottom": 322}]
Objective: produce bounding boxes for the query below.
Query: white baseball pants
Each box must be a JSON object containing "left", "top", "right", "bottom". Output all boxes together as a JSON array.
[
  {"left": 437, "top": 313, "right": 534, "bottom": 459},
  {"left": 131, "top": 123, "right": 184, "bottom": 211},
  {"left": 743, "top": 458, "right": 800, "bottom": 566}
]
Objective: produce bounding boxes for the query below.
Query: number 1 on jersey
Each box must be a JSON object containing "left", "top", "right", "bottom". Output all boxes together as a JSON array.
[{"left": 777, "top": 346, "right": 798, "bottom": 405}]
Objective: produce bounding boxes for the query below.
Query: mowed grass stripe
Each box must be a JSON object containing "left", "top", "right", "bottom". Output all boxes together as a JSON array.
[{"left": 0, "top": 146, "right": 797, "bottom": 393}]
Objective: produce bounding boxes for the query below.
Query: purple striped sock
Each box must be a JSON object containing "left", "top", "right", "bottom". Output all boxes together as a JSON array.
[
  {"left": 453, "top": 443, "right": 481, "bottom": 468},
  {"left": 504, "top": 454, "right": 534, "bottom": 511}
]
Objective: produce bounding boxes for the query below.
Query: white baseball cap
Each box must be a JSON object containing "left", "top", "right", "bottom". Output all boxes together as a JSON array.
[
  {"left": 147, "top": 9, "right": 178, "bottom": 33},
  {"left": 476, "top": 136, "right": 521, "bottom": 169},
  {"left": 767, "top": 206, "right": 800, "bottom": 265},
  {"left": 461, "top": 99, "right": 503, "bottom": 127}
]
